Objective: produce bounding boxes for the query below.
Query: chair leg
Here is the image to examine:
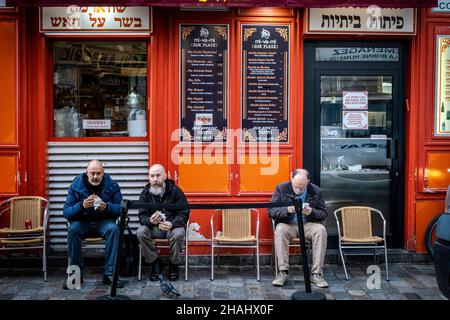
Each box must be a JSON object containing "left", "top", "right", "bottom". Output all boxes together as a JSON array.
[
  {"left": 43, "top": 242, "right": 48, "bottom": 282},
  {"left": 217, "top": 246, "right": 221, "bottom": 267},
  {"left": 138, "top": 245, "right": 142, "bottom": 281},
  {"left": 252, "top": 247, "right": 256, "bottom": 268},
  {"left": 185, "top": 237, "right": 189, "bottom": 282},
  {"left": 256, "top": 243, "right": 260, "bottom": 282},
  {"left": 211, "top": 242, "right": 214, "bottom": 281},
  {"left": 373, "top": 247, "right": 377, "bottom": 264},
  {"left": 384, "top": 243, "right": 389, "bottom": 281},
  {"left": 338, "top": 244, "right": 349, "bottom": 280}
]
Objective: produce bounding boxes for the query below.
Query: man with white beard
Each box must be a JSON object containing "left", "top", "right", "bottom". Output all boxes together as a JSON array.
[
  {"left": 137, "top": 164, "right": 190, "bottom": 281},
  {"left": 63, "top": 160, "right": 124, "bottom": 289}
]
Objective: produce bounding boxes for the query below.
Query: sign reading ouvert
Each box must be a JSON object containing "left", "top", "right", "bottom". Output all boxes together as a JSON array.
[
  {"left": 40, "top": 6, "right": 152, "bottom": 33},
  {"left": 306, "top": 7, "right": 416, "bottom": 35}
]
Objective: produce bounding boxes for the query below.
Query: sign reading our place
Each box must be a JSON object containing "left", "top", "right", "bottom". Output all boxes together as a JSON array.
[
  {"left": 306, "top": 7, "right": 416, "bottom": 35},
  {"left": 343, "top": 91, "right": 368, "bottom": 110},
  {"left": 40, "top": 6, "right": 151, "bottom": 33},
  {"left": 342, "top": 111, "right": 368, "bottom": 130},
  {"left": 82, "top": 119, "right": 111, "bottom": 130}
]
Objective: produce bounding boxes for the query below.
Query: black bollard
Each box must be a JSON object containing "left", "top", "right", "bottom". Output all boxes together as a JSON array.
[
  {"left": 291, "top": 198, "right": 326, "bottom": 300},
  {"left": 97, "top": 199, "right": 131, "bottom": 300}
]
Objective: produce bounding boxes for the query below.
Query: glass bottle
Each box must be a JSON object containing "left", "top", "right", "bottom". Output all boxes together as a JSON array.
[{"left": 441, "top": 102, "right": 445, "bottom": 113}]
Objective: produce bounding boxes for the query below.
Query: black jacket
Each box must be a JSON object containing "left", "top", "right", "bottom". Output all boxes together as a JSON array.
[
  {"left": 138, "top": 179, "right": 190, "bottom": 230},
  {"left": 268, "top": 181, "right": 327, "bottom": 225}
]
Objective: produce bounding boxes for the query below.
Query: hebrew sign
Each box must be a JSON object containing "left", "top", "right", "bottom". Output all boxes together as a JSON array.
[
  {"left": 306, "top": 7, "right": 415, "bottom": 35},
  {"left": 40, "top": 6, "right": 151, "bottom": 33}
]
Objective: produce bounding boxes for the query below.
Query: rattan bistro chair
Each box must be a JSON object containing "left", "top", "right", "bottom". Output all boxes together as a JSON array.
[
  {"left": 210, "top": 209, "right": 260, "bottom": 281},
  {"left": 0, "top": 196, "right": 49, "bottom": 281},
  {"left": 334, "top": 206, "right": 389, "bottom": 281},
  {"left": 271, "top": 219, "right": 312, "bottom": 276},
  {"left": 138, "top": 219, "right": 190, "bottom": 281}
]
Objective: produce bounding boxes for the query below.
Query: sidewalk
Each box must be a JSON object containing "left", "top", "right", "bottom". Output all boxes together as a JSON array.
[{"left": 0, "top": 262, "right": 446, "bottom": 300}]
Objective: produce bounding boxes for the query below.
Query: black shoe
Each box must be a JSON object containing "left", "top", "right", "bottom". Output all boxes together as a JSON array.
[
  {"left": 102, "top": 275, "right": 124, "bottom": 288},
  {"left": 168, "top": 262, "right": 179, "bottom": 281},
  {"left": 150, "top": 258, "right": 163, "bottom": 281},
  {"left": 62, "top": 271, "right": 83, "bottom": 289}
]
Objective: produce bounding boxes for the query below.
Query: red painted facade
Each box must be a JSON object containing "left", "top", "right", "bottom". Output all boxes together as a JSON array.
[{"left": 1, "top": 5, "right": 449, "bottom": 254}]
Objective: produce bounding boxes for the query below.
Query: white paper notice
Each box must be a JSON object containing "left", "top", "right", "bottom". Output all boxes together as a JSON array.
[
  {"left": 342, "top": 111, "right": 368, "bottom": 130},
  {"left": 343, "top": 91, "right": 368, "bottom": 110}
]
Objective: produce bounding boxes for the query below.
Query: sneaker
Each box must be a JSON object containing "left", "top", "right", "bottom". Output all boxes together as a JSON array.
[
  {"left": 310, "top": 273, "right": 329, "bottom": 288},
  {"left": 272, "top": 272, "right": 289, "bottom": 287}
]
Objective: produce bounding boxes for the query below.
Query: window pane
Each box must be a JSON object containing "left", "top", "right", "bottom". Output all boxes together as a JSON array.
[{"left": 53, "top": 42, "right": 147, "bottom": 137}]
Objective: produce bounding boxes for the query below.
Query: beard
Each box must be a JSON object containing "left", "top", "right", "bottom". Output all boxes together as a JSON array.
[
  {"left": 149, "top": 184, "right": 165, "bottom": 197},
  {"left": 89, "top": 180, "right": 101, "bottom": 186}
]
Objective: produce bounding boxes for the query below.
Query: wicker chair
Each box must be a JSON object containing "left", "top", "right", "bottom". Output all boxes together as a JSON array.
[
  {"left": 0, "top": 196, "right": 49, "bottom": 281},
  {"left": 137, "top": 219, "right": 190, "bottom": 281},
  {"left": 271, "top": 219, "right": 312, "bottom": 276},
  {"left": 210, "top": 209, "right": 260, "bottom": 281},
  {"left": 334, "top": 206, "right": 389, "bottom": 281}
]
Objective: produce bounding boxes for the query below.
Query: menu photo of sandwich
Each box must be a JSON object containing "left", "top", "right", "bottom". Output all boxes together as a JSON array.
[{"left": 195, "top": 113, "right": 213, "bottom": 126}]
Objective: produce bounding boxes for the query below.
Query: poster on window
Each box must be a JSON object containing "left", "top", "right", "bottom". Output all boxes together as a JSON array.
[
  {"left": 343, "top": 91, "right": 368, "bottom": 110},
  {"left": 241, "top": 25, "right": 289, "bottom": 142},
  {"left": 180, "top": 24, "right": 228, "bottom": 142},
  {"left": 342, "top": 111, "right": 368, "bottom": 130},
  {"left": 435, "top": 35, "right": 450, "bottom": 136}
]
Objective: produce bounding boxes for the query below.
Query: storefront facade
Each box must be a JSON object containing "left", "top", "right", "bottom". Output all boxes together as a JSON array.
[{"left": 0, "top": 0, "right": 448, "bottom": 256}]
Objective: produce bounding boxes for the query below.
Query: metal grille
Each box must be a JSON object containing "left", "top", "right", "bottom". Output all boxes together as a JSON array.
[{"left": 47, "top": 141, "right": 149, "bottom": 251}]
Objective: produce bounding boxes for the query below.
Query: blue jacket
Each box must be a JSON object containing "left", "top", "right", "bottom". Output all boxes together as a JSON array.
[{"left": 63, "top": 173, "right": 123, "bottom": 222}]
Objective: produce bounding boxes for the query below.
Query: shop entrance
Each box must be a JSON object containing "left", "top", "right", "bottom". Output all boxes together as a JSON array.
[{"left": 303, "top": 42, "right": 405, "bottom": 248}]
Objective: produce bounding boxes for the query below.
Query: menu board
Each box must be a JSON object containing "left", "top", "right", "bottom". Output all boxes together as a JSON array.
[
  {"left": 242, "top": 25, "right": 289, "bottom": 142},
  {"left": 435, "top": 35, "right": 450, "bottom": 136},
  {"left": 180, "top": 24, "right": 228, "bottom": 142}
]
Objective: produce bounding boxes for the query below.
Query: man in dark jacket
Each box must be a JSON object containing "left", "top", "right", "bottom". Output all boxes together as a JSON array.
[
  {"left": 269, "top": 169, "right": 329, "bottom": 288},
  {"left": 137, "top": 164, "right": 190, "bottom": 281},
  {"left": 63, "top": 160, "right": 123, "bottom": 288}
]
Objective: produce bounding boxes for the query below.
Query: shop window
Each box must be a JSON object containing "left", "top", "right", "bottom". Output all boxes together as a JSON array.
[{"left": 53, "top": 42, "right": 147, "bottom": 138}]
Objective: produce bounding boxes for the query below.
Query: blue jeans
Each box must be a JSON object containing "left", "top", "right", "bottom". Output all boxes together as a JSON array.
[{"left": 67, "top": 220, "right": 119, "bottom": 276}]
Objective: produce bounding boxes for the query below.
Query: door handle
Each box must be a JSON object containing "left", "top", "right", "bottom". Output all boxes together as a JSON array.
[{"left": 386, "top": 139, "right": 397, "bottom": 160}]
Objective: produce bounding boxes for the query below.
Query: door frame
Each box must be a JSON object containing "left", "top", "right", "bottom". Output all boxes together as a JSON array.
[{"left": 303, "top": 40, "right": 405, "bottom": 248}]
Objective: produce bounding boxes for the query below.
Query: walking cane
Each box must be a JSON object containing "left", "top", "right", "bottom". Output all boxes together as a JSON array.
[{"left": 291, "top": 198, "right": 326, "bottom": 300}]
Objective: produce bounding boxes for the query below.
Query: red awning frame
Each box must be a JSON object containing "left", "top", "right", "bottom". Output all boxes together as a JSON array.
[{"left": 4, "top": 0, "right": 438, "bottom": 8}]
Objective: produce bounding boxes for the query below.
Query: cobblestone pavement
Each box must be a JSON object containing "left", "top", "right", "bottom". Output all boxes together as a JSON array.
[{"left": 0, "top": 263, "right": 447, "bottom": 300}]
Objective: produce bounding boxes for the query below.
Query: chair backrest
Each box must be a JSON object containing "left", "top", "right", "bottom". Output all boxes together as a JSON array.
[
  {"left": 340, "top": 206, "right": 373, "bottom": 240},
  {"left": 10, "top": 197, "right": 46, "bottom": 230},
  {"left": 222, "top": 209, "right": 252, "bottom": 239}
]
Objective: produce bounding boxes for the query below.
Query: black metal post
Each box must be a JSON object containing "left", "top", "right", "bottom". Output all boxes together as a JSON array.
[
  {"left": 292, "top": 198, "right": 326, "bottom": 300},
  {"left": 97, "top": 199, "right": 130, "bottom": 300}
]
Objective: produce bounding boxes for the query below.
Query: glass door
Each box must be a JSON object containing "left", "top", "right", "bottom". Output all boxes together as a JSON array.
[
  {"left": 304, "top": 42, "right": 405, "bottom": 247},
  {"left": 320, "top": 75, "right": 393, "bottom": 237}
]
